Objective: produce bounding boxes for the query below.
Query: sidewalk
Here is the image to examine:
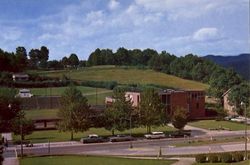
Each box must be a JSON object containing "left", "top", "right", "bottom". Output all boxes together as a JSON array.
[
  {"left": 1, "top": 133, "right": 12, "bottom": 141},
  {"left": 3, "top": 158, "right": 19, "bottom": 165},
  {"left": 169, "top": 157, "right": 195, "bottom": 165},
  {"left": 2, "top": 133, "right": 18, "bottom": 165}
]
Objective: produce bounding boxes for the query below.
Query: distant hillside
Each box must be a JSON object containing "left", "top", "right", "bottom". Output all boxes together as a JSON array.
[
  {"left": 203, "top": 54, "right": 250, "bottom": 80},
  {"left": 41, "top": 66, "right": 208, "bottom": 90}
]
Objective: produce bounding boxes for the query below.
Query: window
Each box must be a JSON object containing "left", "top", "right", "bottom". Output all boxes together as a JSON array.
[{"left": 162, "top": 94, "right": 166, "bottom": 104}]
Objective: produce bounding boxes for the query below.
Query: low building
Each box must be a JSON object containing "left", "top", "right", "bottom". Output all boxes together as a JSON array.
[
  {"left": 12, "top": 73, "right": 29, "bottom": 82},
  {"left": 222, "top": 89, "right": 237, "bottom": 115},
  {"left": 105, "top": 89, "right": 206, "bottom": 120}
]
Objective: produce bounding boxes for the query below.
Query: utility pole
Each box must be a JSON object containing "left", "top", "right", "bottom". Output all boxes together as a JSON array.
[
  {"left": 20, "top": 123, "right": 23, "bottom": 158},
  {"left": 96, "top": 87, "right": 98, "bottom": 106},
  {"left": 48, "top": 140, "right": 50, "bottom": 155},
  {"left": 129, "top": 115, "right": 133, "bottom": 149},
  {"left": 241, "top": 102, "right": 248, "bottom": 160}
]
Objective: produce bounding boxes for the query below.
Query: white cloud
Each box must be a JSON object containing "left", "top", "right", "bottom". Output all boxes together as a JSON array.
[
  {"left": 134, "top": 0, "right": 247, "bottom": 20},
  {"left": 193, "top": 27, "right": 219, "bottom": 42},
  {"left": 108, "top": 0, "right": 120, "bottom": 10},
  {"left": 2, "top": 0, "right": 246, "bottom": 59},
  {"left": 0, "top": 26, "right": 22, "bottom": 41}
]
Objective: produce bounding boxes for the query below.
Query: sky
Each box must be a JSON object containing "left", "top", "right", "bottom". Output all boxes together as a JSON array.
[{"left": 0, "top": 0, "right": 249, "bottom": 60}]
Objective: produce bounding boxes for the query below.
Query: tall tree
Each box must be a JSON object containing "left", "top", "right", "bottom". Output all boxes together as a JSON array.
[
  {"left": 58, "top": 86, "right": 91, "bottom": 140},
  {"left": 88, "top": 48, "right": 101, "bottom": 66},
  {"left": 28, "top": 49, "right": 40, "bottom": 68},
  {"left": 39, "top": 46, "right": 49, "bottom": 68},
  {"left": 68, "top": 53, "right": 79, "bottom": 68},
  {"left": 115, "top": 47, "right": 130, "bottom": 65},
  {"left": 209, "top": 68, "right": 242, "bottom": 102},
  {"left": 0, "top": 136, "right": 3, "bottom": 164},
  {"left": 15, "top": 46, "right": 28, "bottom": 70},
  {"left": 139, "top": 88, "right": 166, "bottom": 133},
  {"left": 61, "top": 56, "right": 69, "bottom": 68},
  {"left": 0, "top": 88, "right": 21, "bottom": 133},
  {"left": 171, "top": 107, "right": 188, "bottom": 130},
  {"left": 12, "top": 111, "right": 35, "bottom": 141},
  {"left": 228, "top": 82, "right": 250, "bottom": 115},
  {"left": 104, "top": 88, "right": 133, "bottom": 135}
]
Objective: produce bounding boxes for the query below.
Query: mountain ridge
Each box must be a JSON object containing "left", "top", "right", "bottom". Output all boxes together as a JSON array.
[{"left": 203, "top": 53, "right": 250, "bottom": 80}]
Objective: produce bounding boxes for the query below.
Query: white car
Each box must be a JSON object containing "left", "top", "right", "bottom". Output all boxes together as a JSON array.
[
  {"left": 16, "top": 89, "right": 33, "bottom": 98},
  {"left": 144, "top": 132, "right": 166, "bottom": 139}
]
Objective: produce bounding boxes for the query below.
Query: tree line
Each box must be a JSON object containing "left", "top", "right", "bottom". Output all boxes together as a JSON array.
[
  {"left": 0, "top": 46, "right": 247, "bottom": 108},
  {"left": 0, "top": 46, "right": 84, "bottom": 72}
]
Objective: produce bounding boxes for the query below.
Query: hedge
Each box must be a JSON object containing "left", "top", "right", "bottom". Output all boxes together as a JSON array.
[
  {"left": 220, "top": 153, "right": 232, "bottom": 163},
  {"left": 195, "top": 152, "right": 247, "bottom": 163},
  {"left": 80, "top": 81, "right": 118, "bottom": 90},
  {"left": 208, "top": 154, "right": 219, "bottom": 163},
  {"left": 232, "top": 152, "right": 244, "bottom": 162},
  {"left": 195, "top": 154, "right": 207, "bottom": 163}
]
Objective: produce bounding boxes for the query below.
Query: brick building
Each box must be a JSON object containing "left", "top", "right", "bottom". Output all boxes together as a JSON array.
[{"left": 105, "top": 89, "right": 205, "bottom": 119}]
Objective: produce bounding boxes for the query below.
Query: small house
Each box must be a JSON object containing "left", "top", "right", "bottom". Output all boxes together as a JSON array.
[{"left": 12, "top": 73, "right": 29, "bottom": 82}]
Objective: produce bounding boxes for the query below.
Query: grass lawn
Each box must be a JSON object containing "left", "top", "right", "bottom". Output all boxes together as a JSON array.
[
  {"left": 13, "top": 125, "right": 176, "bottom": 143},
  {"left": 188, "top": 120, "right": 250, "bottom": 131},
  {"left": 86, "top": 91, "right": 113, "bottom": 105},
  {"left": 20, "top": 156, "right": 176, "bottom": 165},
  {"left": 29, "top": 86, "right": 111, "bottom": 96},
  {"left": 193, "top": 160, "right": 250, "bottom": 165},
  {"left": 175, "top": 136, "right": 245, "bottom": 147},
  {"left": 39, "top": 67, "right": 208, "bottom": 90},
  {"left": 25, "top": 109, "right": 58, "bottom": 120}
]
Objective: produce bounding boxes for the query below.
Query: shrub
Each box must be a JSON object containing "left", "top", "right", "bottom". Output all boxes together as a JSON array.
[
  {"left": 0, "top": 155, "right": 3, "bottom": 165},
  {"left": 232, "top": 152, "right": 244, "bottom": 162},
  {"left": 195, "top": 154, "right": 207, "bottom": 163},
  {"left": 220, "top": 153, "right": 232, "bottom": 163},
  {"left": 208, "top": 154, "right": 219, "bottom": 163},
  {"left": 80, "top": 80, "right": 118, "bottom": 90}
]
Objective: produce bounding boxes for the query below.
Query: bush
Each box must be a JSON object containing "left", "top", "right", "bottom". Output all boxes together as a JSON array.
[
  {"left": 195, "top": 154, "right": 207, "bottom": 163},
  {"left": 208, "top": 154, "right": 219, "bottom": 163},
  {"left": 80, "top": 80, "right": 118, "bottom": 90},
  {"left": 220, "top": 153, "right": 232, "bottom": 163},
  {"left": 232, "top": 152, "right": 244, "bottom": 162},
  {"left": 0, "top": 155, "right": 3, "bottom": 165}
]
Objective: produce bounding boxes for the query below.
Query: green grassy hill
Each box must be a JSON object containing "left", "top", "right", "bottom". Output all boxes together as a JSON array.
[{"left": 40, "top": 66, "right": 208, "bottom": 90}]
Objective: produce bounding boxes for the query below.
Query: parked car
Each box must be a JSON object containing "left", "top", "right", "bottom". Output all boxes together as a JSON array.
[
  {"left": 109, "top": 135, "right": 134, "bottom": 142},
  {"left": 24, "top": 141, "right": 33, "bottom": 147},
  {"left": 144, "top": 132, "right": 166, "bottom": 139},
  {"left": 80, "top": 134, "right": 105, "bottom": 143},
  {"left": 168, "top": 131, "right": 191, "bottom": 138}
]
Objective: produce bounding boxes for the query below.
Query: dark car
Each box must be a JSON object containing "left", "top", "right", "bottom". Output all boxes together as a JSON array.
[
  {"left": 80, "top": 134, "right": 105, "bottom": 143},
  {"left": 109, "top": 135, "right": 134, "bottom": 142},
  {"left": 23, "top": 140, "right": 33, "bottom": 147},
  {"left": 169, "top": 131, "right": 191, "bottom": 138}
]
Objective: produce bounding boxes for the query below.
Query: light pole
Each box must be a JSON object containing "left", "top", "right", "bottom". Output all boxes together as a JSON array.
[
  {"left": 241, "top": 102, "right": 248, "bottom": 160},
  {"left": 129, "top": 115, "right": 133, "bottom": 149},
  {"left": 20, "top": 123, "right": 23, "bottom": 158}
]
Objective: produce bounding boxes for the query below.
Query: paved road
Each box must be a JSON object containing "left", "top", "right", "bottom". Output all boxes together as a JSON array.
[
  {"left": 2, "top": 126, "right": 249, "bottom": 159},
  {"left": 4, "top": 135, "right": 249, "bottom": 157}
]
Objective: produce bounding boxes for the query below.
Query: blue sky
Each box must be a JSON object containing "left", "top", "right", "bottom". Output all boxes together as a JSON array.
[{"left": 0, "top": 0, "right": 249, "bottom": 60}]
